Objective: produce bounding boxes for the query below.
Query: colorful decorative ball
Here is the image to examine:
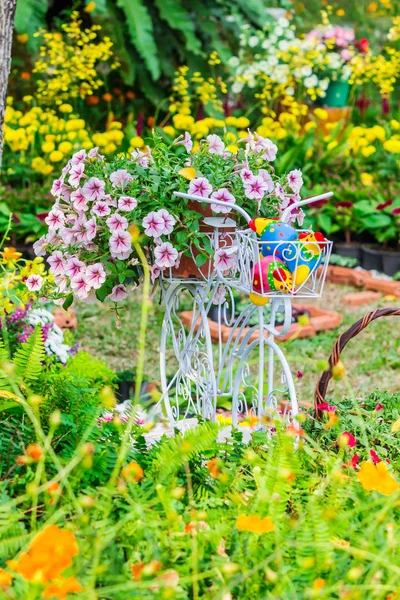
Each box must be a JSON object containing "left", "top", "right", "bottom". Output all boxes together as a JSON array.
[
  {"left": 250, "top": 256, "right": 293, "bottom": 305},
  {"left": 285, "top": 231, "right": 325, "bottom": 286},
  {"left": 259, "top": 221, "right": 298, "bottom": 259}
]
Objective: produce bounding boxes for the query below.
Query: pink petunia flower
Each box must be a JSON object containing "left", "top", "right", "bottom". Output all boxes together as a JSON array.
[
  {"left": 92, "top": 201, "right": 111, "bottom": 217},
  {"left": 65, "top": 257, "right": 86, "bottom": 279},
  {"left": 287, "top": 169, "right": 303, "bottom": 193},
  {"left": 244, "top": 176, "right": 268, "bottom": 201},
  {"left": 157, "top": 208, "right": 176, "bottom": 235},
  {"left": 258, "top": 169, "right": 274, "bottom": 192},
  {"left": 274, "top": 183, "right": 286, "bottom": 200},
  {"left": 109, "top": 230, "right": 132, "bottom": 259},
  {"left": 110, "top": 169, "right": 133, "bottom": 188},
  {"left": 69, "top": 163, "right": 85, "bottom": 188},
  {"left": 183, "top": 131, "right": 193, "bottom": 152},
  {"left": 54, "top": 274, "right": 69, "bottom": 294},
  {"left": 212, "top": 286, "right": 227, "bottom": 305},
  {"left": 47, "top": 251, "right": 65, "bottom": 276},
  {"left": 151, "top": 265, "right": 162, "bottom": 284},
  {"left": 108, "top": 284, "right": 130, "bottom": 302},
  {"left": 154, "top": 242, "right": 179, "bottom": 268},
  {"left": 86, "top": 263, "right": 106, "bottom": 289},
  {"left": 88, "top": 147, "right": 104, "bottom": 160},
  {"left": 118, "top": 196, "right": 137, "bottom": 211},
  {"left": 210, "top": 188, "right": 236, "bottom": 214},
  {"left": 240, "top": 168, "right": 254, "bottom": 183},
  {"left": 72, "top": 219, "right": 89, "bottom": 244},
  {"left": 85, "top": 217, "right": 97, "bottom": 242},
  {"left": 207, "top": 134, "right": 225, "bottom": 155},
  {"left": 51, "top": 178, "right": 63, "bottom": 197},
  {"left": 82, "top": 177, "right": 106, "bottom": 201},
  {"left": 106, "top": 213, "right": 128, "bottom": 233},
  {"left": 70, "top": 149, "right": 87, "bottom": 165},
  {"left": 59, "top": 227, "right": 76, "bottom": 245},
  {"left": 188, "top": 177, "right": 213, "bottom": 198},
  {"left": 71, "top": 273, "right": 91, "bottom": 300},
  {"left": 71, "top": 188, "right": 89, "bottom": 212},
  {"left": 142, "top": 211, "right": 165, "bottom": 238},
  {"left": 26, "top": 274, "right": 43, "bottom": 291},
  {"left": 131, "top": 149, "right": 151, "bottom": 168},
  {"left": 45, "top": 209, "right": 65, "bottom": 231},
  {"left": 214, "top": 247, "right": 237, "bottom": 271},
  {"left": 255, "top": 135, "right": 278, "bottom": 161},
  {"left": 33, "top": 236, "right": 48, "bottom": 257}
]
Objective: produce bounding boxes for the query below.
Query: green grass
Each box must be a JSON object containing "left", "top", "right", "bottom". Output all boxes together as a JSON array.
[{"left": 75, "top": 282, "right": 400, "bottom": 404}]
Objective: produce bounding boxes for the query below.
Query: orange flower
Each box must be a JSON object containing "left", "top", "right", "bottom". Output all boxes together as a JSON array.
[
  {"left": 235, "top": 514, "right": 275, "bottom": 534},
  {"left": 131, "top": 562, "right": 145, "bottom": 581},
  {"left": 0, "top": 247, "right": 22, "bottom": 263},
  {"left": 147, "top": 116, "right": 155, "bottom": 127},
  {"left": 47, "top": 482, "right": 61, "bottom": 495},
  {"left": 126, "top": 91, "right": 136, "bottom": 99},
  {"left": 86, "top": 95, "right": 100, "bottom": 106},
  {"left": 356, "top": 461, "right": 400, "bottom": 496},
  {"left": 26, "top": 444, "right": 43, "bottom": 461},
  {"left": 7, "top": 525, "right": 79, "bottom": 584},
  {"left": 207, "top": 458, "right": 222, "bottom": 478},
  {"left": 0, "top": 568, "right": 13, "bottom": 587},
  {"left": 43, "top": 577, "right": 82, "bottom": 599},
  {"left": 102, "top": 93, "right": 113, "bottom": 102},
  {"left": 313, "top": 578, "right": 326, "bottom": 590},
  {"left": 21, "top": 72, "right": 31, "bottom": 80},
  {"left": 121, "top": 461, "right": 144, "bottom": 482}
]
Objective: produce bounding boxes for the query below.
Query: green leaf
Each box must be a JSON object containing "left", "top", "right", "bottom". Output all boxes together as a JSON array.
[
  {"left": 62, "top": 294, "right": 74, "bottom": 311},
  {"left": 116, "top": 0, "right": 160, "bottom": 80},
  {"left": 14, "top": 0, "right": 49, "bottom": 51},
  {"left": 155, "top": 0, "right": 202, "bottom": 55},
  {"left": 195, "top": 254, "right": 207, "bottom": 267}
]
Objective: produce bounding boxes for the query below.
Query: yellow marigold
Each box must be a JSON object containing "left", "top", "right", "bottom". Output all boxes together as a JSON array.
[
  {"left": 130, "top": 136, "right": 144, "bottom": 148},
  {"left": 361, "top": 145, "right": 376, "bottom": 157},
  {"left": 59, "top": 103, "right": 73, "bottom": 114},
  {"left": 7, "top": 525, "right": 79, "bottom": 584},
  {"left": 42, "top": 576, "right": 82, "bottom": 599},
  {"left": 390, "top": 120, "right": 400, "bottom": 131},
  {"left": 41, "top": 141, "right": 55, "bottom": 154},
  {"left": 236, "top": 116, "right": 250, "bottom": 129},
  {"left": 227, "top": 144, "right": 239, "bottom": 154},
  {"left": 225, "top": 116, "right": 238, "bottom": 127},
  {"left": 84, "top": 1, "right": 96, "bottom": 12},
  {"left": 356, "top": 461, "right": 400, "bottom": 496},
  {"left": 58, "top": 141, "right": 73, "bottom": 155},
  {"left": 162, "top": 126, "right": 176, "bottom": 137},
  {"left": 304, "top": 121, "right": 317, "bottom": 132},
  {"left": 49, "top": 150, "right": 64, "bottom": 162},
  {"left": 236, "top": 514, "right": 275, "bottom": 533},
  {"left": 178, "top": 167, "right": 196, "bottom": 180},
  {"left": 172, "top": 114, "right": 195, "bottom": 130},
  {"left": 361, "top": 172, "right": 373, "bottom": 186},
  {"left": 314, "top": 108, "right": 328, "bottom": 121},
  {"left": 384, "top": 139, "right": 400, "bottom": 153},
  {"left": 121, "top": 461, "right": 144, "bottom": 482},
  {"left": 17, "top": 33, "right": 28, "bottom": 44}
]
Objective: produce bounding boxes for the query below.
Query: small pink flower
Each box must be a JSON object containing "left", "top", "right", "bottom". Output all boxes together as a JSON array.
[
  {"left": 51, "top": 178, "right": 63, "bottom": 197},
  {"left": 45, "top": 209, "right": 65, "bottom": 231},
  {"left": 142, "top": 211, "right": 165, "bottom": 238},
  {"left": 211, "top": 188, "right": 236, "bottom": 214},
  {"left": 118, "top": 196, "right": 137, "bottom": 211},
  {"left": 188, "top": 177, "right": 213, "bottom": 198},
  {"left": 108, "top": 284, "right": 129, "bottom": 302},
  {"left": 256, "top": 135, "right": 278, "bottom": 161},
  {"left": 54, "top": 274, "right": 69, "bottom": 294},
  {"left": 86, "top": 263, "right": 106, "bottom": 289},
  {"left": 287, "top": 169, "right": 303, "bottom": 193},
  {"left": 85, "top": 217, "right": 97, "bottom": 242},
  {"left": 109, "top": 230, "right": 132, "bottom": 259},
  {"left": 296, "top": 370, "right": 303, "bottom": 379},
  {"left": 59, "top": 227, "right": 76, "bottom": 245},
  {"left": 69, "top": 163, "right": 85, "bottom": 188},
  {"left": 47, "top": 251, "right": 65, "bottom": 276},
  {"left": 71, "top": 273, "right": 91, "bottom": 300},
  {"left": 183, "top": 131, "right": 193, "bottom": 152},
  {"left": 154, "top": 242, "right": 179, "bottom": 268},
  {"left": 157, "top": 208, "right": 176, "bottom": 235},
  {"left": 82, "top": 177, "right": 106, "bottom": 201},
  {"left": 26, "top": 274, "right": 43, "bottom": 291},
  {"left": 207, "top": 134, "right": 225, "bottom": 155},
  {"left": 110, "top": 169, "right": 133, "bottom": 188},
  {"left": 65, "top": 257, "right": 86, "bottom": 279},
  {"left": 375, "top": 403, "right": 384, "bottom": 411},
  {"left": 33, "top": 236, "right": 48, "bottom": 257},
  {"left": 71, "top": 149, "right": 87, "bottom": 165},
  {"left": 370, "top": 449, "right": 381, "bottom": 464},
  {"left": 214, "top": 247, "right": 237, "bottom": 271},
  {"left": 212, "top": 286, "right": 227, "bottom": 305},
  {"left": 131, "top": 149, "right": 151, "bottom": 168},
  {"left": 244, "top": 176, "right": 268, "bottom": 201},
  {"left": 341, "top": 49, "right": 352, "bottom": 61},
  {"left": 240, "top": 168, "right": 254, "bottom": 183},
  {"left": 88, "top": 147, "right": 104, "bottom": 160},
  {"left": 72, "top": 219, "right": 89, "bottom": 243},
  {"left": 71, "top": 188, "right": 89, "bottom": 212},
  {"left": 340, "top": 431, "right": 357, "bottom": 448},
  {"left": 151, "top": 265, "right": 162, "bottom": 283},
  {"left": 258, "top": 169, "right": 275, "bottom": 192},
  {"left": 274, "top": 183, "right": 286, "bottom": 200},
  {"left": 60, "top": 184, "right": 72, "bottom": 202},
  {"left": 92, "top": 201, "right": 111, "bottom": 217},
  {"left": 316, "top": 402, "right": 337, "bottom": 413},
  {"left": 106, "top": 213, "right": 128, "bottom": 233}
]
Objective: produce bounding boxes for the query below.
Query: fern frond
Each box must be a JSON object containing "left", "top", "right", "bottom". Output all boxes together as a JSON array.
[
  {"left": 13, "top": 326, "right": 45, "bottom": 383},
  {"left": 155, "top": 0, "right": 202, "bottom": 55}
]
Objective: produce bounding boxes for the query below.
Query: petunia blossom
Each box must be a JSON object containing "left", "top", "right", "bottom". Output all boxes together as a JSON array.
[
  {"left": 33, "top": 236, "right": 48, "bottom": 257},
  {"left": 157, "top": 208, "right": 176, "bottom": 235},
  {"left": 26, "top": 274, "right": 43, "bottom": 291},
  {"left": 86, "top": 263, "right": 106, "bottom": 289},
  {"left": 92, "top": 201, "right": 111, "bottom": 217},
  {"left": 258, "top": 169, "right": 274, "bottom": 192},
  {"left": 65, "top": 257, "right": 86, "bottom": 279},
  {"left": 183, "top": 131, "right": 193, "bottom": 153},
  {"left": 214, "top": 247, "right": 237, "bottom": 271},
  {"left": 240, "top": 168, "right": 254, "bottom": 183},
  {"left": 88, "top": 146, "right": 104, "bottom": 160},
  {"left": 106, "top": 213, "right": 128, "bottom": 233},
  {"left": 69, "top": 163, "right": 85, "bottom": 188},
  {"left": 85, "top": 217, "right": 97, "bottom": 242},
  {"left": 244, "top": 176, "right": 268, "bottom": 201},
  {"left": 45, "top": 209, "right": 65, "bottom": 231},
  {"left": 47, "top": 251, "right": 65, "bottom": 276},
  {"left": 207, "top": 134, "right": 225, "bottom": 155},
  {"left": 71, "top": 188, "right": 89, "bottom": 212},
  {"left": 287, "top": 169, "right": 303, "bottom": 193},
  {"left": 51, "top": 178, "right": 63, "bottom": 197},
  {"left": 71, "top": 273, "right": 91, "bottom": 300},
  {"left": 70, "top": 149, "right": 87, "bottom": 165},
  {"left": 154, "top": 242, "right": 179, "bottom": 268},
  {"left": 109, "top": 230, "right": 132, "bottom": 259},
  {"left": 188, "top": 177, "right": 213, "bottom": 198},
  {"left": 110, "top": 169, "right": 133, "bottom": 188},
  {"left": 210, "top": 188, "right": 236, "bottom": 214},
  {"left": 142, "top": 211, "right": 165, "bottom": 238},
  {"left": 82, "top": 177, "right": 105, "bottom": 201},
  {"left": 72, "top": 219, "right": 89, "bottom": 244},
  {"left": 118, "top": 196, "right": 137, "bottom": 211},
  {"left": 108, "top": 284, "right": 130, "bottom": 302}
]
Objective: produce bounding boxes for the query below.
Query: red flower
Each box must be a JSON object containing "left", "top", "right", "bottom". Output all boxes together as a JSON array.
[
  {"left": 392, "top": 208, "right": 400, "bottom": 216},
  {"left": 345, "top": 454, "right": 360, "bottom": 469},
  {"left": 376, "top": 200, "right": 392, "bottom": 210},
  {"left": 337, "top": 201, "right": 353, "bottom": 209},
  {"left": 375, "top": 403, "right": 384, "bottom": 411},
  {"left": 370, "top": 449, "right": 381, "bottom": 464},
  {"left": 297, "top": 370, "right": 303, "bottom": 379},
  {"left": 312, "top": 199, "right": 329, "bottom": 209},
  {"left": 356, "top": 38, "right": 369, "bottom": 53},
  {"left": 316, "top": 402, "right": 337, "bottom": 413},
  {"left": 340, "top": 431, "right": 357, "bottom": 448}
]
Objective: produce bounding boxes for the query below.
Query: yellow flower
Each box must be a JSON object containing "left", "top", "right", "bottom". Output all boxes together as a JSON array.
[
  {"left": 390, "top": 120, "right": 400, "bottom": 131},
  {"left": 59, "top": 103, "right": 73, "bottom": 114},
  {"left": 336, "top": 8, "right": 345, "bottom": 16},
  {"left": 17, "top": 33, "right": 28, "bottom": 44},
  {"left": 84, "top": 1, "right": 96, "bottom": 13},
  {"left": 227, "top": 144, "right": 239, "bottom": 154},
  {"left": 236, "top": 116, "right": 250, "bottom": 129},
  {"left": 384, "top": 139, "right": 400, "bottom": 153},
  {"left": 314, "top": 108, "right": 328, "bottom": 121},
  {"left": 41, "top": 141, "right": 55, "bottom": 154},
  {"left": 304, "top": 121, "right": 317, "bottom": 132},
  {"left": 58, "top": 141, "right": 73, "bottom": 154},
  {"left": 236, "top": 514, "right": 275, "bottom": 534},
  {"left": 367, "top": 2, "right": 378, "bottom": 11},
  {"left": 178, "top": 167, "right": 196, "bottom": 180},
  {"left": 361, "top": 145, "right": 376, "bottom": 157},
  {"left": 0, "top": 568, "right": 13, "bottom": 587},
  {"left": 49, "top": 150, "right": 64, "bottom": 162},
  {"left": 130, "top": 136, "right": 144, "bottom": 148},
  {"left": 361, "top": 172, "right": 373, "bottom": 186},
  {"left": 162, "top": 126, "right": 176, "bottom": 137},
  {"left": 356, "top": 461, "right": 400, "bottom": 496},
  {"left": 173, "top": 114, "right": 195, "bottom": 130}
]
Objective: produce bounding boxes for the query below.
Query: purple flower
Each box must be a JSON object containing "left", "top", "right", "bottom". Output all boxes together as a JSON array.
[
  {"left": 154, "top": 242, "right": 179, "bottom": 268},
  {"left": 86, "top": 263, "right": 106, "bottom": 289},
  {"left": 106, "top": 213, "right": 128, "bottom": 233},
  {"left": 211, "top": 188, "right": 236, "bottom": 214},
  {"left": 108, "top": 284, "right": 129, "bottom": 302},
  {"left": 33, "top": 236, "right": 48, "bottom": 257},
  {"left": 88, "top": 147, "right": 104, "bottom": 160},
  {"left": 142, "top": 211, "right": 165, "bottom": 238},
  {"left": 183, "top": 132, "right": 193, "bottom": 152},
  {"left": 72, "top": 218, "right": 89, "bottom": 244},
  {"left": 110, "top": 169, "right": 133, "bottom": 188},
  {"left": 118, "top": 196, "right": 137, "bottom": 211},
  {"left": 188, "top": 177, "right": 213, "bottom": 198},
  {"left": 82, "top": 177, "right": 106, "bottom": 201},
  {"left": 109, "top": 230, "right": 132, "bottom": 260}
]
